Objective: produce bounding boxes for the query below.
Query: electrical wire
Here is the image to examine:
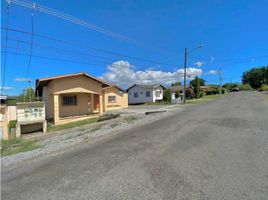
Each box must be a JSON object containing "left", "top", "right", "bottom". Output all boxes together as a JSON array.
[
  {"left": 1, "top": 26, "right": 179, "bottom": 67},
  {"left": 10, "top": 0, "right": 175, "bottom": 56},
  {"left": 1, "top": 0, "right": 10, "bottom": 94}
]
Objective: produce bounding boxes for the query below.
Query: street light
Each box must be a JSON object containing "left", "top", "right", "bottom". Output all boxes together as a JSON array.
[{"left": 183, "top": 45, "right": 204, "bottom": 104}]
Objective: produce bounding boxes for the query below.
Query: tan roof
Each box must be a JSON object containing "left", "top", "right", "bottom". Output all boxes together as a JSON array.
[
  {"left": 36, "top": 72, "right": 111, "bottom": 88},
  {"left": 102, "top": 85, "right": 126, "bottom": 92}
]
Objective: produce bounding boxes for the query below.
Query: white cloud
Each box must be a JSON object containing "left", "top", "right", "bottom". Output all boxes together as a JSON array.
[
  {"left": 101, "top": 60, "right": 202, "bottom": 88},
  {"left": 0, "top": 86, "right": 15, "bottom": 90},
  {"left": 194, "top": 61, "right": 205, "bottom": 67},
  {"left": 15, "top": 77, "right": 32, "bottom": 82},
  {"left": 208, "top": 70, "right": 217, "bottom": 75}
]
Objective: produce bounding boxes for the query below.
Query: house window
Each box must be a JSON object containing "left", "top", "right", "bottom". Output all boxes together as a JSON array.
[
  {"left": 108, "top": 96, "right": 116, "bottom": 103},
  {"left": 62, "top": 95, "right": 77, "bottom": 106},
  {"left": 140, "top": 91, "right": 143, "bottom": 95},
  {"left": 134, "top": 92, "right": 139, "bottom": 98},
  {"left": 146, "top": 91, "right": 150, "bottom": 97}
]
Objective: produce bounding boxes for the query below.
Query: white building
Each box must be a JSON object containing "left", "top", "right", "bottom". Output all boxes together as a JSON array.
[{"left": 126, "top": 84, "right": 166, "bottom": 104}]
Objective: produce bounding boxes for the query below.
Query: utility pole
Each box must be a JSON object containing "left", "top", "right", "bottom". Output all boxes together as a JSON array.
[
  {"left": 28, "top": 80, "right": 32, "bottom": 102},
  {"left": 219, "top": 66, "right": 222, "bottom": 95},
  {"left": 183, "top": 48, "right": 187, "bottom": 104}
]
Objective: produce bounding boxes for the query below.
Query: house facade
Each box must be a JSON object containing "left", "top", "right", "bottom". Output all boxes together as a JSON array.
[
  {"left": 36, "top": 72, "right": 128, "bottom": 125},
  {"left": 126, "top": 84, "right": 166, "bottom": 104}
]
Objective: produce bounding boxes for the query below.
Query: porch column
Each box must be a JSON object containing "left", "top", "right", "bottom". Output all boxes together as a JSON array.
[
  {"left": 53, "top": 94, "right": 60, "bottom": 125},
  {"left": 91, "top": 94, "right": 94, "bottom": 113},
  {"left": 99, "top": 94, "right": 103, "bottom": 115}
]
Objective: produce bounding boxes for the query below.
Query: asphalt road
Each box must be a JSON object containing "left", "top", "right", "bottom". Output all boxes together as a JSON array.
[{"left": 2, "top": 92, "right": 268, "bottom": 200}]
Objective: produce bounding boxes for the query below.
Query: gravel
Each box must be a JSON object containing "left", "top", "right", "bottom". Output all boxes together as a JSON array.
[{"left": 1, "top": 105, "right": 185, "bottom": 168}]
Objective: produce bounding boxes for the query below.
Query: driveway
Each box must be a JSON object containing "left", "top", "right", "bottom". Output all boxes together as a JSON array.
[
  {"left": 107, "top": 104, "right": 181, "bottom": 114},
  {"left": 2, "top": 92, "right": 268, "bottom": 200}
]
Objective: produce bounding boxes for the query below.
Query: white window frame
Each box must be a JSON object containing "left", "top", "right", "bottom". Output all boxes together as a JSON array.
[{"left": 146, "top": 91, "right": 150, "bottom": 97}]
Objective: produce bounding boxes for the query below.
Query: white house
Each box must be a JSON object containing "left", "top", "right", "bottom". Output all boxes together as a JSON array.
[{"left": 126, "top": 84, "right": 166, "bottom": 104}]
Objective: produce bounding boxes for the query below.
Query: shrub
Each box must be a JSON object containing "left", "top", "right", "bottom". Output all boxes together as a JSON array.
[
  {"left": 258, "top": 85, "right": 268, "bottom": 91},
  {"left": 9, "top": 120, "right": 17, "bottom": 129},
  {"left": 163, "top": 89, "right": 171, "bottom": 102},
  {"left": 239, "top": 84, "right": 253, "bottom": 91}
]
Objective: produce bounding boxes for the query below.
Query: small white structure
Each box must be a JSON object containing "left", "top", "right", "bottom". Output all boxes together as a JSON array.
[
  {"left": 171, "top": 93, "right": 182, "bottom": 104},
  {"left": 16, "top": 102, "right": 47, "bottom": 137},
  {"left": 126, "top": 84, "right": 166, "bottom": 104}
]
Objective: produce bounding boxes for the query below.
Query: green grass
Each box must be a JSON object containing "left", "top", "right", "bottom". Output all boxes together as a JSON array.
[
  {"left": 123, "top": 116, "right": 138, "bottom": 122},
  {"left": 186, "top": 94, "right": 226, "bottom": 104},
  {"left": 48, "top": 114, "right": 120, "bottom": 132},
  {"left": 146, "top": 101, "right": 171, "bottom": 105},
  {"left": 1, "top": 138, "right": 41, "bottom": 156}
]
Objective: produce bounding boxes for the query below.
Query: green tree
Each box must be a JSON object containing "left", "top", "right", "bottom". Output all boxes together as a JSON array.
[
  {"left": 242, "top": 66, "right": 268, "bottom": 89},
  {"left": 18, "top": 88, "right": 35, "bottom": 102},
  {"left": 190, "top": 77, "right": 205, "bottom": 98},
  {"left": 163, "top": 89, "right": 171, "bottom": 102},
  {"left": 171, "top": 82, "right": 182, "bottom": 86},
  {"left": 223, "top": 83, "right": 238, "bottom": 91}
]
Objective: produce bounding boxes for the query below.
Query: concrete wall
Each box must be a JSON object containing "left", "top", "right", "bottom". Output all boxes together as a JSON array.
[
  {"left": 59, "top": 93, "right": 91, "bottom": 117},
  {"left": 103, "top": 87, "right": 128, "bottom": 111},
  {"left": 153, "top": 86, "right": 164, "bottom": 102},
  {"left": 7, "top": 106, "right": 17, "bottom": 122},
  {"left": 0, "top": 106, "right": 8, "bottom": 140}
]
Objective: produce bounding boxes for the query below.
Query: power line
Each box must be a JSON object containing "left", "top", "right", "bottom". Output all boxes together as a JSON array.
[
  {"left": 4, "top": 37, "right": 123, "bottom": 65},
  {"left": 1, "top": 49, "right": 111, "bottom": 67},
  {"left": 7, "top": 40, "right": 21, "bottom": 84},
  {"left": 10, "top": 0, "right": 175, "bottom": 55},
  {"left": 1, "top": 26, "right": 179, "bottom": 67},
  {"left": 1, "top": 0, "right": 11, "bottom": 94}
]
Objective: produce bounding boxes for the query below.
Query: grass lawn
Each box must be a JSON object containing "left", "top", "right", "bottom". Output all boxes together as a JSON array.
[
  {"left": 146, "top": 101, "right": 171, "bottom": 105},
  {"left": 48, "top": 114, "right": 120, "bottom": 132},
  {"left": 186, "top": 94, "right": 226, "bottom": 104},
  {"left": 1, "top": 138, "right": 41, "bottom": 156}
]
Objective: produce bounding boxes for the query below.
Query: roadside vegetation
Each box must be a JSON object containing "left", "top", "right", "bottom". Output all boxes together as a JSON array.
[
  {"left": 48, "top": 114, "right": 120, "bottom": 132},
  {"left": 242, "top": 66, "right": 268, "bottom": 90},
  {"left": 186, "top": 94, "right": 225, "bottom": 104},
  {"left": 1, "top": 138, "right": 41, "bottom": 156}
]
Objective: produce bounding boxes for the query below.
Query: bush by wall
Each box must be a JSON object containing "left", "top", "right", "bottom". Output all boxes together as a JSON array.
[
  {"left": 258, "top": 85, "right": 268, "bottom": 91},
  {"left": 239, "top": 84, "right": 253, "bottom": 91},
  {"left": 163, "top": 89, "right": 171, "bottom": 102}
]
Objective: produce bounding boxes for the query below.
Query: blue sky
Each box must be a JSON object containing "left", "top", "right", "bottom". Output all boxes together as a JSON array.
[{"left": 1, "top": 0, "right": 268, "bottom": 95}]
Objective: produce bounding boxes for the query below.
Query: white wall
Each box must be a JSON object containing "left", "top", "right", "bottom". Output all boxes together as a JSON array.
[
  {"left": 128, "top": 85, "right": 164, "bottom": 104},
  {"left": 153, "top": 86, "right": 164, "bottom": 102}
]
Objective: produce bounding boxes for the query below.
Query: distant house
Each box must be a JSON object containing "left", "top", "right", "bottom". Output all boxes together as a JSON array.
[
  {"left": 200, "top": 85, "right": 218, "bottom": 91},
  {"left": 169, "top": 85, "right": 195, "bottom": 102},
  {"left": 126, "top": 84, "right": 166, "bottom": 104},
  {"left": 36, "top": 72, "right": 128, "bottom": 125}
]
